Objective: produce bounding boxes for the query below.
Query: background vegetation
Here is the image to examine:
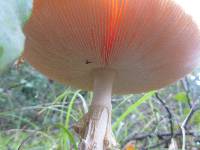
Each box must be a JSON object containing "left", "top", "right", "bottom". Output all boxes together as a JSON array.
[
  {"left": 0, "top": 1, "right": 200, "bottom": 149},
  {"left": 0, "top": 63, "right": 200, "bottom": 150}
]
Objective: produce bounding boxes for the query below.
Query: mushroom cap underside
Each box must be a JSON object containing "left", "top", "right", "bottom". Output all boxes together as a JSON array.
[{"left": 24, "top": 0, "right": 200, "bottom": 94}]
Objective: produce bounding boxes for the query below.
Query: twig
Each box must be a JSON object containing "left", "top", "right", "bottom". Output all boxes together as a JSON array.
[
  {"left": 155, "top": 93, "right": 174, "bottom": 138},
  {"left": 181, "top": 105, "right": 200, "bottom": 150},
  {"left": 181, "top": 78, "right": 192, "bottom": 108},
  {"left": 123, "top": 131, "right": 195, "bottom": 144},
  {"left": 146, "top": 138, "right": 171, "bottom": 150},
  {"left": 183, "top": 105, "right": 200, "bottom": 129},
  {"left": 18, "top": 134, "right": 35, "bottom": 150}
]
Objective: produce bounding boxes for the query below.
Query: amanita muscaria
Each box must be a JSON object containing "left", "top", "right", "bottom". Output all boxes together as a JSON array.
[{"left": 24, "top": 0, "right": 200, "bottom": 149}]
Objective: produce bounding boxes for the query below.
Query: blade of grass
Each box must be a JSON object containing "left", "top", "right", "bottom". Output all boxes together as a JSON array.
[
  {"left": 112, "top": 91, "right": 156, "bottom": 130},
  {"left": 65, "top": 90, "right": 81, "bottom": 128},
  {"left": 42, "top": 90, "right": 70, "bottom": 124},
  {"left": 62, "top": 90, "right": 80, "bottom": 150},
  {"left": 113, "top": 95, "right": 134, "bottom": 112},
  {"left": 57, "top": 124, "right": 78, "bottom": 150}
]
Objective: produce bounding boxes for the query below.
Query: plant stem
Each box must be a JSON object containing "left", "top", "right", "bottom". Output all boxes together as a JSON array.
[{"left": 74, "top": 68, "right": 118, "bottom": 150}]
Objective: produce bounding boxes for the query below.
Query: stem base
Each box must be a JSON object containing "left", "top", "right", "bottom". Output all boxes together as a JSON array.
[{"left": 74, "top": 105, "right": 119, "bottom": 150}]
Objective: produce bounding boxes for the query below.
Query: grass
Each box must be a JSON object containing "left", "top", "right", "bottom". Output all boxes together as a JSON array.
[
  {"left": 0, "top": 88, "right": 156, "bottom": 150},
  {"left": 112, "top": 91, "right": 155, "bottom": 130},
  {"left": 0, "top": 65, "right": 200, "bottom": 149}
]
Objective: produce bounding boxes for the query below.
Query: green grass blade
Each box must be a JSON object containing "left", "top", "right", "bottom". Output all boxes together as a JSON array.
[
  {"left": 57, "top": 124, "right": 78, "bottom": 150},
  {"left": 113, "top": 95, "right": 134, "bottom": 112},
  {"left": 112, "top": 91, "right": 156, "bottom": 130},
  {"left": 65, "top": 90, "right": 81, "bottom": 129}
]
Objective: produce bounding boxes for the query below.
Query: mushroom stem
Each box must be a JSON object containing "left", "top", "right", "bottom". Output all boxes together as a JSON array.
[{"left": 74, "top": 68, "right": 118, "bottom": 150}]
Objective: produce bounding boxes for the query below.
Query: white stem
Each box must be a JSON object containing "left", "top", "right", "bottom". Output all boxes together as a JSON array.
[
  {"left": 91, "top": 68, "right": 115, "bottom": 107},
  {"left": 75, "top": 68, "right": 118, "bottom": 150},
  {"left": 181, "top": 109, "right": 193, "bottom": 150}
]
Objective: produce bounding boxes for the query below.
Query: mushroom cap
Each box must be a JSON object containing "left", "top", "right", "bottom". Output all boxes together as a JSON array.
[{"left": 24, "top": 0, "right": 200, "bottom": 94}]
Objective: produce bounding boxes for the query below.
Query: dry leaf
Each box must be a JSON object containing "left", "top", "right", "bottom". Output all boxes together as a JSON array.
[{"left": 124, "top": 143, "right": 135, "bottom": 150}]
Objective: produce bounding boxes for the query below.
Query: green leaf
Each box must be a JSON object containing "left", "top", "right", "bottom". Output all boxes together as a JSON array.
[
  {"left": 112, "top": 91, "right": 155, "bottom": 130},
  {"left": 174, "top": 92, "right": 188, "bottom": 103},
  {"left": 193, "top": 111, "right": 200, "bottom": 125},
  {"left": 183, "top": 108, "right": 200, "bottom": 125},
  {"left": 0, "top": 0, "right": 33, "bottom": 74}
]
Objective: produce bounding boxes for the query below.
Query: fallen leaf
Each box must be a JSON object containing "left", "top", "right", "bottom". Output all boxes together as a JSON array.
[{"left": 125, "top": 143, "right": 135, "bottom": 150}]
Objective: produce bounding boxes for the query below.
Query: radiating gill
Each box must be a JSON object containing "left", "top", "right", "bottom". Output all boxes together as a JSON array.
[{"left": 101, "top": 0, "right": 126, "bottom": 65}]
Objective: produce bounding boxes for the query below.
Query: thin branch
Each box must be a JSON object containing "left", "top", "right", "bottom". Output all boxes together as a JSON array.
[
  {"left": 146, "top": 138, "right": 171, "bottom": 150},
  {"left": 123, "top": 131, "right": 195, "bottom": 145},
  {"left": 181, "top": 105, "right": 200, "bottom": 150},
  {"left": 155, "top": 93, "right": 174, "bottom": 138},
  {"left": 18, "top": 134, "right": 35, "bottom": 150},
  {"left": 181, "top": 78, "right": 192, "bottom": 108},
  {"left": 183, "top": 105, "right": 200, "bottom": 129}
]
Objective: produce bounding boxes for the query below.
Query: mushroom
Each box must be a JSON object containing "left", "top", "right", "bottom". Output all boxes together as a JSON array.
[{"left": 24, "top": 0, "right": 200, "bottom": 149}]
